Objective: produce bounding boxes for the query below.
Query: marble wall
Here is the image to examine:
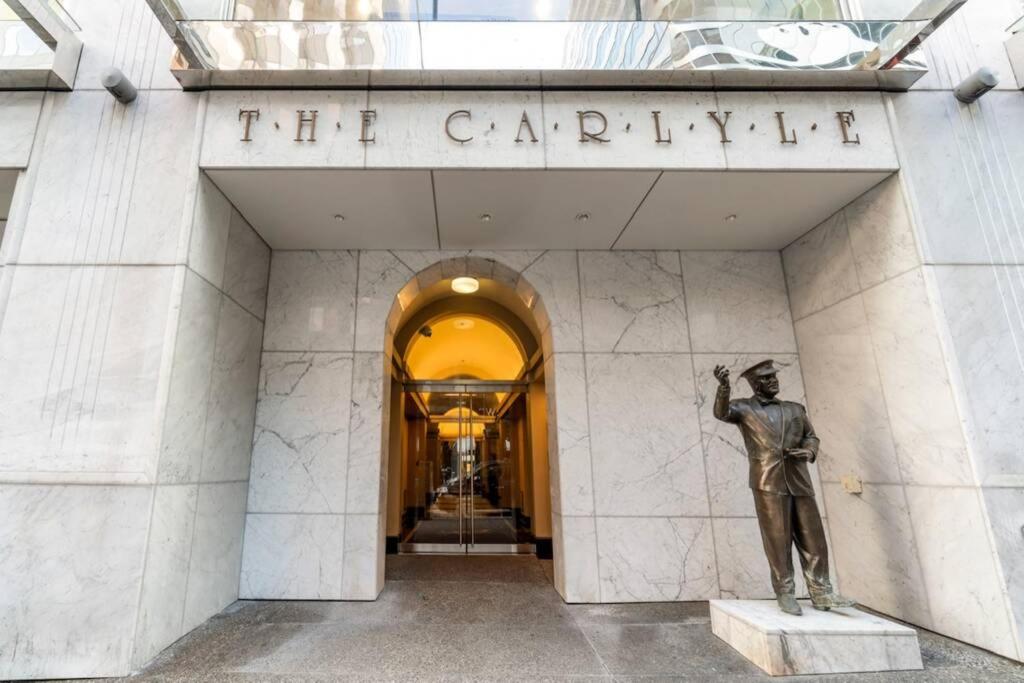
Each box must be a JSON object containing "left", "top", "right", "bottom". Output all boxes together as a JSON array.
[
  {"left": 783, "top": 173, "right": 1023, "bottom": 661},
  {"left": 241, "top": 249, "right": 826, "bottom": 606},
  {"left": 0, "top": 1, "right": 270, "bottom": 676}
]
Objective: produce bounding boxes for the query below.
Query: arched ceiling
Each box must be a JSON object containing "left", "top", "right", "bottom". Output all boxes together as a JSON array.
[{"left": 405, "top": 315, "right": 525, "bottom": 382}]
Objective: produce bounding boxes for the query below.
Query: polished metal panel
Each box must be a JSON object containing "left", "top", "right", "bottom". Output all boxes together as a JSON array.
[
  {"left": 143, "top": 0, "right": 969, "bottom": 89},
  {"left": 179, "top": 19, "right": 421, "bottom": 70},
  {"left": 0, "top": 0, "right": 81, "bottom": 89}
]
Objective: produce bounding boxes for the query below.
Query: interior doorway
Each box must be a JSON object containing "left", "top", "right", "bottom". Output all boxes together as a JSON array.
[
  {"left": 385, "top": 277, "right": 551, "bottom": 557},
  {"left": 399, "top": 381, "right": 533, "bottom": 553}
]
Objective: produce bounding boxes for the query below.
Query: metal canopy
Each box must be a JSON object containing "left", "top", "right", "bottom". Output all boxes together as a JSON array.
[
  {"left": 0, "top": 0, "right": 81, "bottom": 89},
  {"left": 144, "top": 0, "right": 968, "bottom": 91}
]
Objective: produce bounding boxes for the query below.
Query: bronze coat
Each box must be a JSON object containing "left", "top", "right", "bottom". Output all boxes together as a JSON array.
[{"left": 714, "top": 386, "right": 820, "bottom": 497}]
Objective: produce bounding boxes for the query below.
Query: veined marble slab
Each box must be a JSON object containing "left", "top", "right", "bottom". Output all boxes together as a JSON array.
[{"left": 710, "top": 600, "right": 922, "bottom": 677}]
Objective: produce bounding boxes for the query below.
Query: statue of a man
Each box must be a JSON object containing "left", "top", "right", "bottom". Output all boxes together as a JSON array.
[{"left": 713, "top": 359, "right": 854, "bottom": 616}]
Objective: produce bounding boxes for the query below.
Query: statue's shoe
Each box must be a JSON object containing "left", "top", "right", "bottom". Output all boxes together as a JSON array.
[
  {"left": 810, "top": 593, "right": 857, "bottom": 611},
  {"left": 777, "top": 593, "right": 802, "bottom": 616}
]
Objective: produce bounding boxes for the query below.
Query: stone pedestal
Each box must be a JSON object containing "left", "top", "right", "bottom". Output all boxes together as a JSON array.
[{"left": 710, "top": 600, "right": 923, "bottom": 676}]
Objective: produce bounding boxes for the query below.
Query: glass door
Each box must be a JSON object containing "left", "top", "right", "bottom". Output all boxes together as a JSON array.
[{"left": 399, "top": 381, "right": 533, "bottom": 554}]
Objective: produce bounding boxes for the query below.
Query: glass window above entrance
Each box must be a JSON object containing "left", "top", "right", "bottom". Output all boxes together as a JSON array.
[{"left": 145, "top": 0, "right": 967, "bottom": 90}]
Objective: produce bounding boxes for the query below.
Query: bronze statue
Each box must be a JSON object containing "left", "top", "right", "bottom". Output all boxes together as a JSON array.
[{"left": 713, "top": 359, "right": 855, "bottom": 616}]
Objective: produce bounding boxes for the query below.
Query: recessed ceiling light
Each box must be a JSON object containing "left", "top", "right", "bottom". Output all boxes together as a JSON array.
[
  {"left": 333, "top": 214, "right": 345, "bottom": 222},
  {"left": 575, "top": 212, "right": 591, "bottom": 222},
  {"left": 451, "top": 276, "right": 480, "bottom": 294},
  {"left": 453, "top": 318, "right": 475, "bottom": 330},
  {"left": 724, "top": 214, "right": 738, "bottom": 222},
  {"left": 479, "top": 213, "right": 493, "bottom": 223}
]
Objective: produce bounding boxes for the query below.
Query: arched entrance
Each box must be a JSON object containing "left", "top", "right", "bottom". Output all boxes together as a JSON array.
[{"left": 380, "top": 258, "right": 553, "bottom": 556}]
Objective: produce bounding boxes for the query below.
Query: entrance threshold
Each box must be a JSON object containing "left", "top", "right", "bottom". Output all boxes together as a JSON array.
[{"left": 399, "top": 542, "right": 535, "bottom": 555}]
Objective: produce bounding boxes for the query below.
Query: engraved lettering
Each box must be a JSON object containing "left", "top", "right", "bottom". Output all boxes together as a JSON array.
[
  {"left": 359, "top": 109, "right": 377, "bottom": 143},
  {"left": 445, "top": 110, "right": 473, "bottom": 144},
  {"left": 294, "top": 109, "right": 318, "bottom": 142},
  {"left": 576, "top": 110, "right": 610, "bottom": 143},
  {"left": 514, "top": 110, "right": 538, "bottom": 143},
  {"left": 836, "top": 110, "right": 861, "bottom": 145},
  {"left": 652, "top": 110, "right": 672, "bottom": 144},
  {"left": 707, "top": 111, "right": 732, "bottom": 143},
  {"left": 775, "top": 112, "right": 798, "bottom": 145},
  {"left": 239, "top": 108, "right": 260, "bottom": 142}
]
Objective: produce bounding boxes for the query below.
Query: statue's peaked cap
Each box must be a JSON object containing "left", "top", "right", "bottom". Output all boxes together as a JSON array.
[{"left": 740, "top": 359, "right": 778, "bottom": 382}]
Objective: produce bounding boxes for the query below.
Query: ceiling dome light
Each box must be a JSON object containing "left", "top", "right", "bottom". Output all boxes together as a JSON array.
[
  {"left": 333, "top": 214, "right": 345, "bottom": 222},
  {"left": 451, "top": 276, "right": 479, "bottom": 294},
  {"left": 575, "top": 212, "right": 591, "bottom": 222},
  {"left": 453, "top": 318, "right": 475, "bottom": 330},
  {"left": 479, "top": 213, "right": 493, "bottom": 223}
]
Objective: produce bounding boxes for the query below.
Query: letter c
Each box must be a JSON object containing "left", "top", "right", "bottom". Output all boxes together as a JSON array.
[{"left": 445, "top": 110, "right": 473, "bottom": 144}]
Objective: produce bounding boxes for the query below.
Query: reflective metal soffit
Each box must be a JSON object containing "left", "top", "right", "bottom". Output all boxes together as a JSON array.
[{"left": 145, "top": 1, "right": 968, "bottom": 91}]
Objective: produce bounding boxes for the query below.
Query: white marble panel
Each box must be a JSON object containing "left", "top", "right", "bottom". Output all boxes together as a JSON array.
[
  {"left": 862, "top": 269, "right": 972, "bottom": 486},
  {"left": 915, "top": 1, "right": 1022, "bottom": 92},
  {"left": 890, "top": 92, "right": 1024, "bottom": 265},
  {"left": 121, "top": 92, "right": 202, "bottom": 264},
  {"left": 0, "top": 92, "right": 43, "bottom": 168},
  {"left": 794, "top": 296, "right": 904, "bottom": 485},
  {"left": 821, "top": 483, "right": 931, "bottom": 627},
  {"left": 553, "top": 514, "right": 601, "bottom": 603},
  {"left": 682, "top": 251, "right": 796, "bottom": 354},
  {"left": 365, "top": 91, "right": 545, "bottom": 169},
  {"left": 346, "top": 353, "right": 386, "bottom": 514},
  {"left": 545, "top": 354, "right": 595, "bottom": 516},
  {"left": 182, "top": 481, "right": 248, "bottom": 633},
  {"left": 187, "top": 175, "right": 233, "bottom": 289},
  {"left": 0, "top": 265, "right": 176, "bottom": 478},
  {"left": 519, "top": 251, "right": 583, "bottom": 353},
  {"left": 355, "top": 251, "right": 415, "bottom": 352},
  {"left": 0, "top": 484, "right": 151, "bottom": 679},
  {"left": 844, "top": 176, "right": 919, "bottom": 289},
  {"left": 16, "top": 92, "right": 105, "bottom": 263},
  {"left": 159, "top": 271, "right": 220, "bottom": 484},
  {"left": 580, "top": 251, "right": 688, "bottom": 353},
  {"left": 15, "top": 91, "right": 199, "bottom": 265},
  {"left": 931, "top": 265, "right": 1024, "bottom": 486},
  {"left": 710, "top": 600, "right": 922, "bottom": 676},
  {"left": 249, "top": 353, "right": 353, "bottom": 514},
  {"left": 587, "top": 353, "right": 708, "bottom": 516},
  {"left": 68, "top": 0, "right": 172, "bottom": 91},
  {"left": 596, "top": 516, "right": 718, "bottom": 602},
  {"left": 133, "top": 484, "right": 198, "bottom": 668},
  {"left": 713, "top": 518, "right": 775, "bottom": 600},
  {"left": 223, "top": 210, "right": 270, "bottom": 320},
  {"left": 342, "top": 513, "right": 385, "bottom": 600},
  {"left": 240, "top": 513, "right": 344, "bottom": 599},
  {"left": 694, "top": 355, "right": 810, "bottom": 518},
  {"left": 200, "top": 298, "right": 263, "bottom": 483},
  {"left": 783, "top": 212, "right": 860, "bottom": 321},
  {"left": 201, "top": 91, "right": 369, "bottom": 169},
  {"left": 542, "top": 92, "right": 727, "bottom": 169},
  {"left": 982, "top": 487, "right": 1024, "bottom": 654},
  {"left": 714, "top": 92, "right": 898, "bottom": 171},
  {"left": 905, "top": 485, "right": 1018, "bottom": 659},
  {"left": 264, "top": 250, "right": 358, "bottom": 352}
]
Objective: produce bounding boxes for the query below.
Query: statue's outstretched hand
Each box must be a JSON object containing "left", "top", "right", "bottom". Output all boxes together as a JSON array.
[{"left": 713, "top": 365, "right": 730, "bottom": 387}]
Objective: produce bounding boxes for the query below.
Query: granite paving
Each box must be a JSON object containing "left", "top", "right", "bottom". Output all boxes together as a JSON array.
[{"left": 99, "top": 556, "right": 1024, "bottom": 682}]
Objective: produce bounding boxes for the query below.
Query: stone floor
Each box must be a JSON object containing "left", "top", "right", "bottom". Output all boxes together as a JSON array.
[{"left": 119, "top": 556, "right": 1022, "bottom": 682}]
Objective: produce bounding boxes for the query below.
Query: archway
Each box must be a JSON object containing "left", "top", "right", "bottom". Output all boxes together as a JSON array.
[{"left": 380, "top": 258, "right": 555, "bottom": 559}]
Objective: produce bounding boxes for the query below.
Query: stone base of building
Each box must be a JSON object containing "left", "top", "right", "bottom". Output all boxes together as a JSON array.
[{"left": 709, "top": 600, "right": 923, "bottom": 676}]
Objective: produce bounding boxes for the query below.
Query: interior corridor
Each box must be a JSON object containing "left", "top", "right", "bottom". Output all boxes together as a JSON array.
[{"left": 128, "top": 556, "right": 1021, "bottom": 682}]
